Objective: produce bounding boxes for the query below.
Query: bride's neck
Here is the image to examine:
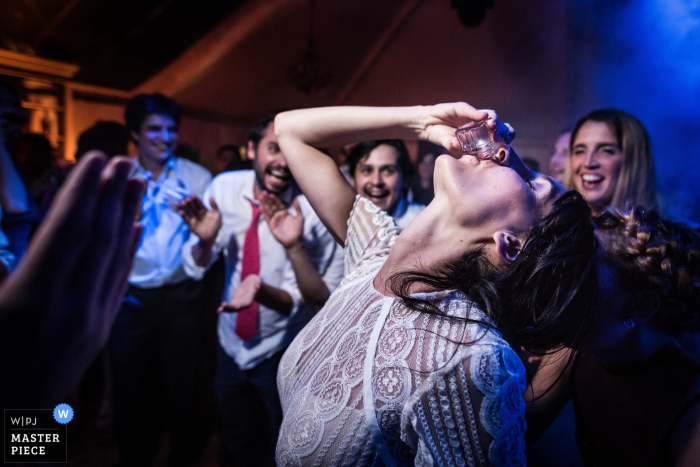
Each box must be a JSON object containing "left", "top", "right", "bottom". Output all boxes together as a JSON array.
[
  {"left": 373, "top": 232, "right": 440, "bottom": 296},
  {"left": 374, "top": 210, "right": 485, "bottom": 296}
]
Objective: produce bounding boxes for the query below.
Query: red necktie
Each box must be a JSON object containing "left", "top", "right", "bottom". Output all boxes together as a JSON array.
[{"left": 235, "top": 201, "right": 262, "bottom": 341}]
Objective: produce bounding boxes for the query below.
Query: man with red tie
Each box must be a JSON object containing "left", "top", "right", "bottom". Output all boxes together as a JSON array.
[{"left": 178, "top": 113, "right": 344, "bottom": 466}]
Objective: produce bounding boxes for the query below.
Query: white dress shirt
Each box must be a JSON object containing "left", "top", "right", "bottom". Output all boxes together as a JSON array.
[
  {"left": 130, "top": 156, "right": 212, "bottom": 288},
  {"left": 182, "top": 170, "right": 345, "bottom": 370}
]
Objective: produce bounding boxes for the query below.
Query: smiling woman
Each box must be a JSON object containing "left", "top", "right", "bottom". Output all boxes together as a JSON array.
[
  {"left": 566, "top": 109, "right": 661, "bottom": 214},
  {"left": 272, "top": 103, "right": 598, "bottom": 466}
]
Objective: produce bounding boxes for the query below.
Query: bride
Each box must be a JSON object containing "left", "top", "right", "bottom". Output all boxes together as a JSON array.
[{"left": 271, "top": 103, "right": 598, "bottom": 466}]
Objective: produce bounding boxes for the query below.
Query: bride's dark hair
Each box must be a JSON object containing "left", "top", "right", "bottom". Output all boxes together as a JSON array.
[{"left": 389, "top": 190, "right": 598, "bottom": 353}]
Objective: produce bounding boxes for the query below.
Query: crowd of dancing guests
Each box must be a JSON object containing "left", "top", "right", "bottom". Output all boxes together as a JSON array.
[{"left": 0, "top": 80, "right": 698, "bottom": 467}]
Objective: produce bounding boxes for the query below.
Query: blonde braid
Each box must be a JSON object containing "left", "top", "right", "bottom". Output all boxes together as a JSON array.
[{"left": 595, "top": 207, "right": 700, "bottom": 334}]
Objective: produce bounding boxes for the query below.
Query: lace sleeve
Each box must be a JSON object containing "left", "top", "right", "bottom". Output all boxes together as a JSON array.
[
  {"left": 344, "top": 195, "right": 400, "bottom": 278},
  {"left": 406, "top": 344, "right": 527, "bottom": 467}
]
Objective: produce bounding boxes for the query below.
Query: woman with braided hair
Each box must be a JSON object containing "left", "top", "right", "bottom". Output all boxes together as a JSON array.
[
  {"left": 529, "top": 208, "right": 700, "bottom": 466},
  {"left": 529, "top": 108, "right": 673, "bottom": 466}
]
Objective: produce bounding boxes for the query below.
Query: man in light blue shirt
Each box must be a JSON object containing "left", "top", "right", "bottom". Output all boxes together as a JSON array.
[
  {"left": 0, "top": 208, "right": 15, "bottom": 281},
  {"left": 108, "top": 93, "right": 212, "bottom": 467},
  {"left": 0, "top": 81, "right": 28, "bottom": 273}
]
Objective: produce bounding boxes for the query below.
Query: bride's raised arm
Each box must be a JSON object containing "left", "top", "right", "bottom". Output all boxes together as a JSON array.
[{"left": 274, "top": 103, "right": 499, "bottom": 243}]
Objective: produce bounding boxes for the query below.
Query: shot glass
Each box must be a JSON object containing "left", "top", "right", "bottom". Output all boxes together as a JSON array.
[{"left": 455, "top": 120, "right": 496, "bottom": 160}]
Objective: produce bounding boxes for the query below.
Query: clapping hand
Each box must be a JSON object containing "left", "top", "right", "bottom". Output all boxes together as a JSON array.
[
  {"left": 259, "top": 191, "right": 304, "bottom": 250},
  {"left": 0, "top": 151, "right": 145, "bottom": 408},
  {"left": 218, "top": 274, "right": 262, "bottom": 312},
  {"left": 172, "top": 195, "right": 222, "bottom": 244}
]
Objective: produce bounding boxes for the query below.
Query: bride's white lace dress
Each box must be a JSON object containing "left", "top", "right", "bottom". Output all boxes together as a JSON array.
[{"left": 277, "top": 196, "right": 526, "bottom": 466}]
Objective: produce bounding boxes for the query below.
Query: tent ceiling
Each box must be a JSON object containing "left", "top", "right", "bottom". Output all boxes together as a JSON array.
[
  {"left": 0, "top": 0, "right": 246, "bottom": 90},
  {"left": 1, "top": 0, "right": 503, "bottom": 121}
]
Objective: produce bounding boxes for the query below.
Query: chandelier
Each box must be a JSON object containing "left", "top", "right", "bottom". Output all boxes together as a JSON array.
[{"left": 287, "top": 0, "right": 332, "bottom": 94}]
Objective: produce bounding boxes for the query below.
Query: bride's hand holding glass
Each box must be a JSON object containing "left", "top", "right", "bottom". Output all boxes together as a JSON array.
[{"left": 414, "top": 102, "right": 515, "bottom": 156}]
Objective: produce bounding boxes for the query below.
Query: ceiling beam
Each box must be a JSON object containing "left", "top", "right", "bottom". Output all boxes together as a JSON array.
[
  {"left": 20, "top": 0, "right": 49, "bottom": 26},
  {"left": 33, "top": 0, "right": 84, "bottom": 46},
  {"left": 0, "top": 49, "right": 79, "bottom": 78},
  {"left": 135, "top": 0, "right": 305, "bottom": 96},
  {"left": 84, "top": 0, "right": 172, "bottom": 74},
  {"left": 333, "top": 0, "right": 423, "bottom": 105}
]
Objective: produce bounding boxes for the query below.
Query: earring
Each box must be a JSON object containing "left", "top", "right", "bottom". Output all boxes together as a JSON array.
[{"left": 623, "top": 318, "right": 636, "bottom": 329}]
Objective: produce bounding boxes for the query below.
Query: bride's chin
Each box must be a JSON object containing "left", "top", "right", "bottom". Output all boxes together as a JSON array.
[{"left": 432, "top": 155, "right": 455, "bottom": 198}]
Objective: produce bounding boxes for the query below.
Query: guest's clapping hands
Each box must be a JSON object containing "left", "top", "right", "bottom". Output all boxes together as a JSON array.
[
  {"left": 0, "top": 151, "right": 145, "bottom": 408},
  {"left": 415, "top": 103, "right": 515, "bottom": 156},
  {"left": 173, "top": 195, "right": 222, "bottom": 244},
  {"left": 218, "top": 274, "right": 262, "bottom": 313},
  {"left": 259, "top": 191, "right": 304, "bottom": 250},
  {"left": 260, "top": 191, "right": 329, "bottom": 313}
]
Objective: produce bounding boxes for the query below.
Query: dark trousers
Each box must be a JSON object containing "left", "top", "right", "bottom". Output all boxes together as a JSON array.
[
  {"left": 109, "top": 279, "right": 209, "bottom": 467},
  {"left": 216, "top": 345, "right": 285, "bottom": 467}
]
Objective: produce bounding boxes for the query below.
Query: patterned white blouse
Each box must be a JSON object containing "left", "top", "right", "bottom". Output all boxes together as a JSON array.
[{"left": 277, "top": 196, "right": 527, "bottom": 466}]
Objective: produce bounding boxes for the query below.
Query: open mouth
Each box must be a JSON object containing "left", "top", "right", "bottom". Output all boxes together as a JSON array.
[
  {"left": 580, "top": 173, "right": 604, "bottom": 190},
  {"left": 363, "top": 189, "right": 391, "bottom": 206},
  {"left": 268, "top": 168, "right": 291, "bottom": 180},
  {"left": 364, "top": 188, "right": 389, "bottom": 198},
  {"left": 153, "top": 143, "right": 172, "bottom": 153},
  {"left": 265, "top": 167, "right": 292, "bottom": 189}
]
